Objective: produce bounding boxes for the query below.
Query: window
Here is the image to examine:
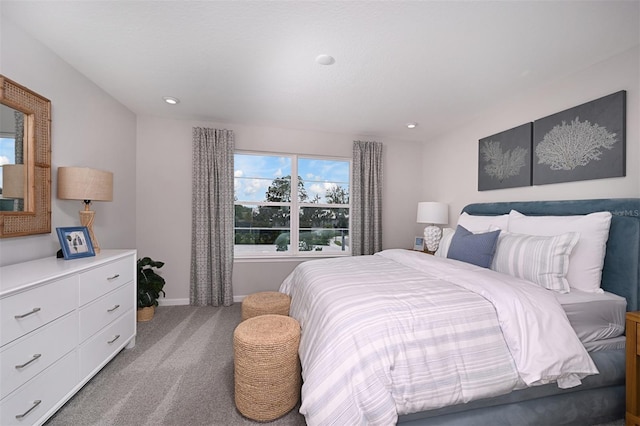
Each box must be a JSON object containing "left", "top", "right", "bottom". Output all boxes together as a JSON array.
[{"left": 234, "top": 152, "right": 350, "bottom": 257}]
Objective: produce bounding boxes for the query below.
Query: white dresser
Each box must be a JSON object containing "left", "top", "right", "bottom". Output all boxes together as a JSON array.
[{"left": 0, "top": 249, "right": 136, "bottom": 426}]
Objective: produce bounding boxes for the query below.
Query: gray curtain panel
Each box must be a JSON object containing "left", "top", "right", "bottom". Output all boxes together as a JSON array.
[
  {"left": 15, "top": 111, "right": 24, "bottom": 211},
  {"left": 14, "top": 110, "right": 23, "bottom": 162},
  {"left": 190, "top": 127, "right": 235, "bottom": 306},
  {"left": 351, "top": 140, "right": 383, "bottom": 255}
]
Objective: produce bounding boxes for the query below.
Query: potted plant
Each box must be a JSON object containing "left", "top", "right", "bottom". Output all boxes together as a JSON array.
[{"left": 137, "top": 257, "right": 166, "bottom": 322}]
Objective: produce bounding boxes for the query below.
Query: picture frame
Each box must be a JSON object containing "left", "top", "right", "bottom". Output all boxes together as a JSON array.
[
  {"left": 56, "top": 226, "right": 95, "bottom": 259},
  {"left": 532, "top": 90, "right": 626, "bottom": 185},
  {"left": 413, "top": 236, "right": 424, "bottom": 251},
  {"left": 478, "top": 122, "right": 532, "bottom": 191}
]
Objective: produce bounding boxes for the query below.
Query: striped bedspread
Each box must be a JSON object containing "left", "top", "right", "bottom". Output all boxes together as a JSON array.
[{"left": 279, "top": 249, "right": 598, "bottom": 425}]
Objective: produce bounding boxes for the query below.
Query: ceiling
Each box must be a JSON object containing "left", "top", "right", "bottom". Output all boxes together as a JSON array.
[{"left": 2, "top": 1, "right": 639, "bottom": 142}]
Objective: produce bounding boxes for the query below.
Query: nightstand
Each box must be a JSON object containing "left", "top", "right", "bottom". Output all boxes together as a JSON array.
[
  {"left": 407, "top": 249, "right": 434, "bottom": 255},
  {"left": 627, "top": 311, "right": 640, "bottom": 426}
]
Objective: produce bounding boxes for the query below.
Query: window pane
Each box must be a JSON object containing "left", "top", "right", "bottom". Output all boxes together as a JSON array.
[
  {"left": 235, "top": 204, "right": 290, "bottom": 229},
  {"left": 234, "top": 154, "right": 292, "bottom": 202},
  {"left": 235, "top": 205, "right": 291, "bottom": 254},
  {"left": 299, "top": 207, "right": 349, "bottom": 253},
  {"left": 298, "top": 158, "right": 350, "bottom": 203}
]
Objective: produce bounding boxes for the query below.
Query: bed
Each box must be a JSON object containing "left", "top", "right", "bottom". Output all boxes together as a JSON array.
[{"left": 279, "top": 198, "right": 638, "bottom": 426}]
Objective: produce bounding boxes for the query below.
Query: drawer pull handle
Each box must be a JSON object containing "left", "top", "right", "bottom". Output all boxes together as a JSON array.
[
  {"left": 107, "top": 304, "right": 120, "bottom": 313},
  {"left": 15, "top": 354, "right": 42, "bottom": 369},
  {"left": 108, "top": 334, "right": 121, "bottom": 344},
  {"left": 15, "top": 400, "right": 41, "bottom": 419},
  {"left": 14, "top": 307, "right": 41, "bottom": 319},
  {"left": 107, "top": 274, "right": 120, "bottom": 281}
]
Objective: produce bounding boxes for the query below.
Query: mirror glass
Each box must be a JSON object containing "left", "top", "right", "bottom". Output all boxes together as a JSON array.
[
  {"left": 0, "top": 103, "right": 27, "bottom": 212},
  {"left": 0, "top": 75, "right": 51, "bottom": 238}
]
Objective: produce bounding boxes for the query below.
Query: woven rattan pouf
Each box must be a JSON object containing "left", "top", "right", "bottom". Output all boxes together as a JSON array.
[
  {"left": 233, "top": 314, "right": 301, "bottom": 422},
  {"left": 241, "top": 291, "right": 291, "bottom": 321}
]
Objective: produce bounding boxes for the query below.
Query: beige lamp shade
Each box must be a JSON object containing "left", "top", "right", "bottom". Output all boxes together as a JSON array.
[
  {"left": 2, "top": 164, "right": 25, "bottom": 199},
  {"left": 57, "top": 167, "right": 113, "bottom": 202}
]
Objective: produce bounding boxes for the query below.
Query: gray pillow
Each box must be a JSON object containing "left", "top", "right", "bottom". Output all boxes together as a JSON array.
[{"left": 447, "top": 225, "right": 501, "bottom": 268}]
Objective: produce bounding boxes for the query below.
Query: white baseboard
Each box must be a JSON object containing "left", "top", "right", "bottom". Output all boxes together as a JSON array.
[
  {"left": 158, "top": 296, "right": 247, "bottom": 306},
  {"left": 158, "top": 298, "right": 189, "bottom": 306}
]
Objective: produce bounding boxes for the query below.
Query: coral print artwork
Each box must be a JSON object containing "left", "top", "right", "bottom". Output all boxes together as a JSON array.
[
  {"left": 478, "top": 123, "right": 532, "bottom": 191},
  {"left": 532, "top": 91, "right": 626, "bottom": 185}
]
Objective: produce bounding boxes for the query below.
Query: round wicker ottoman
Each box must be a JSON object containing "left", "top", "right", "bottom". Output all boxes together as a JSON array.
[
  {"left": 241, "top": 291, "right": 291, "bottom": 321},
  {"left": 233, "top": 314, "right": 301, "bottom": 422}
]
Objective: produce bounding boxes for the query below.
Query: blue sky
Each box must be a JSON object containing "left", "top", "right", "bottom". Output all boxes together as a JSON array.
[
  {"left": 234, "top": 154, "right": 349, "bottom": 203},
  {"left": 0, "top": 138, "right": 15, "bottom": 165}
]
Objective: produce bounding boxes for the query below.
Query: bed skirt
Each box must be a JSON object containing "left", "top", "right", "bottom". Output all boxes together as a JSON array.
[{"left": 398, "top": 349, "right": 625, "bottom": 425}]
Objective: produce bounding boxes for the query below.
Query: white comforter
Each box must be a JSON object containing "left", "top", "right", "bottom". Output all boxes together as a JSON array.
[{"left": 279, "top": 249, "right": 598, "bottom": 426}]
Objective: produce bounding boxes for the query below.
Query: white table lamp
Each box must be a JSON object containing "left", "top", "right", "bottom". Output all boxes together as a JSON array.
[{"left": 417, "top": 202, "right": 449, "bottom": 253}]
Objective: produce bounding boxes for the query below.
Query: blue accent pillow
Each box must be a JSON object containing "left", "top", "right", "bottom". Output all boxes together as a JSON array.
[{"left": 447, "top": 225, "right": 501, "bottom": 268}]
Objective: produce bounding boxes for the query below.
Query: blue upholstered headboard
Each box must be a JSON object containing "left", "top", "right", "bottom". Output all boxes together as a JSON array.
[{"left": 462, "top": 198, "right": 640, "bottom": 312}]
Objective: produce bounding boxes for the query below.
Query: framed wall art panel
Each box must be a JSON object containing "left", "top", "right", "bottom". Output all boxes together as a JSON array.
[
  {"left": 532, "top": 90, "right": 626, "bottom": 185},
  {"left": 478, "top": 122, "right": 532, "bottom": 191}
]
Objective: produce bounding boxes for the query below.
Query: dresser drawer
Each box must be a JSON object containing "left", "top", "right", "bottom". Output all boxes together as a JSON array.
[
  {"left": 0, "top": 312, "right": 77, "bottom": 400},
  {"left": 79, "top": 309, "right": 135, "bottom": 378},
  {"left": 0, "top": 276, "right": 77, "bottom": 347},
  {"left": 0, "top": 350, "right": 78, "bottom": 426},
  {"left": 79, "top": 256, "right": 134, "bottom": 306},
  {"left": 79, "top": 283, "right": 134, "bottom": 343}
]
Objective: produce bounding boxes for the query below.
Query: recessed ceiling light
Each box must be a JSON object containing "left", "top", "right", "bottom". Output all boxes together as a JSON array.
[
  {"left": 163, "top": 96, "right": 180, "bottom": 105},
  {"left": 406, "top": 123, "right": 417, "bottom": 129},
  {"left": 315, "top": 54, "right": 335, "bottom": 66}
]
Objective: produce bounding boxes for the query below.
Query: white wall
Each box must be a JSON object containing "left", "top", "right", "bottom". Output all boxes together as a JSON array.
[
  {"left": 422, "top": 46, "right": 640, "bottom": 228},
  {"left": 0, "top": 17, "right": 137, "bottom": 266},
  {"left": 7, "top": 8, "right": 635, "bottom": 303},
  {"left": 136, "top": 115, "right": 423, "bottom": 303}
]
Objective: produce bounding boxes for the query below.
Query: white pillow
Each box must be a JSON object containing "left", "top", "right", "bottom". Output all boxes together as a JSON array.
[
  {"left": 508, "top": 210, "right": 612, "bottom": 293},
  {"left": 434, "top": 227, "right": 455, "bottom": 257},
  {"left": 457, "top": 212, "right": 509, "bottom": 233},
  {"left": 491, "top": 231, "right": 580, "bottom": 293}
]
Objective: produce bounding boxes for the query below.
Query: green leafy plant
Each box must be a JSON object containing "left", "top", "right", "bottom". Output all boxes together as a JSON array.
[{"left": 137, "top": 257, "right": 166, "bottom": 308}]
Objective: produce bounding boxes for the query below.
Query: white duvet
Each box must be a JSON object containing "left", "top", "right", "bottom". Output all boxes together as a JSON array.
[{"left": 279, "top": 249, "right": 598, "bottom": 425}]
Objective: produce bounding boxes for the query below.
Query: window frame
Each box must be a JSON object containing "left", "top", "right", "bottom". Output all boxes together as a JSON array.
[{"left": 234, "top": 150, "right": 351, "bottom": 259}]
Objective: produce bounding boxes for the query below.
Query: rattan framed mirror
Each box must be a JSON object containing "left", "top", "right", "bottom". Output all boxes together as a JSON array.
[{"left": 0, "top": 75, "right": 51, "bottom": 237}]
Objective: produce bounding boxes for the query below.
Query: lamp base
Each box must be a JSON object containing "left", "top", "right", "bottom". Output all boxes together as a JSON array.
[
  {"left": 423, "top": 225, "right": 442, "bottom": 253},
  {"left": 79, "top": 209, "right": 100, "bottom": 253}
]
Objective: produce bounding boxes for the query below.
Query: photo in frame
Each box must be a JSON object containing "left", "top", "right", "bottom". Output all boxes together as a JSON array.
[
  {"left": 56, "top": 226, "right": 95, "bottom": 259},
  {"left": 413, "top": 236, "right": 425, "bottom": 251},
  {"left": 532, "top": 90, "right": 626, "bottom": 185},
  {"left": 478, "top": 122, "right": 532, "bottom": 191}
]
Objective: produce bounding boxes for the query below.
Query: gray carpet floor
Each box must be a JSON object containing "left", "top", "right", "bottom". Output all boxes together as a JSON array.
[
  {"left": 44, "top": 305, "right": 626, "bottom": 426},
  {"left": 46, "top": 305, "right": 306, "bottom": 426}
]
